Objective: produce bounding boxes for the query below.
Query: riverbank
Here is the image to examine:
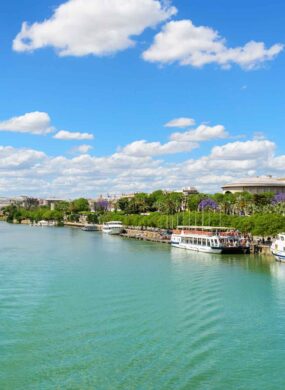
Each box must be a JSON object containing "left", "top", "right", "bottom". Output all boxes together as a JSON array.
[{"left": 0, "top": 220, "right": 274, "bottom": 256}]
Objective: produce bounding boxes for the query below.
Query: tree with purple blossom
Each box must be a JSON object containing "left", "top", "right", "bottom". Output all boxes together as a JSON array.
[
  {"left": 198, "top": 198, "right": 218, "bottom": 211},
  {"left": 272, "top": 193, "right": 285, "bottom": 204},
  {"left": 94, "top": 199, "right": 109, "bottom": 211}
]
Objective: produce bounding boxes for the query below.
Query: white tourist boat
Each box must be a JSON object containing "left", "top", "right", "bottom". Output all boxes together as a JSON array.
[
  {"left": 271, "top": 233, "right": 285, "bottom": 262},
  {"left": 171, "top": 226, "right": 249, "bottom": 254},
  {"left": 81, "top": 224, "right": 98, "bottom": 231},
  {"left": 102, "top": 221, "right": 124, "bottom": 235}
]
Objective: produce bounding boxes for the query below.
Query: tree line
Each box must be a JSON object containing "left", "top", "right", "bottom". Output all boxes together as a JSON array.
[{"left": 1, "top": 190, "right": 285, "bottom": 236}]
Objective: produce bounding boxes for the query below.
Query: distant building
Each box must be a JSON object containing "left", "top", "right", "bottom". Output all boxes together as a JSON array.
[
  {"left": 0, "top": 197, "right": 13, "bottom": 209},
  {"left": 222, "top": 176, "right": 285, "bottom": 194},
  {"left": 182, "top": 187, "right": 199, "bottom": 196},
  {"left": 39, "top": 198, "right": 68, "bottom": 210}
]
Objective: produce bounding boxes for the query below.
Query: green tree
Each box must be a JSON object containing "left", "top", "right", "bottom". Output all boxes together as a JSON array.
[{"left": 70, "top": 198, "right": 90, "bottom": 213}]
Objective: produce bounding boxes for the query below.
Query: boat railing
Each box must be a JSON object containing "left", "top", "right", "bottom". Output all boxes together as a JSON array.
[{"left": 173, "top": 229, "right": 214, "bottom": 236}]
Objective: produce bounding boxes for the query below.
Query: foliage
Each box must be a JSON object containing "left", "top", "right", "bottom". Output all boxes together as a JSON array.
[
  {"left": 198, "top": 198, "right": 218, "bottom": 211},
  {"left": 99, "top": 210, "right": 285, "bottom": 236},
  {"left": 70, "top": 198, "right": 90, "bottom": 213}
]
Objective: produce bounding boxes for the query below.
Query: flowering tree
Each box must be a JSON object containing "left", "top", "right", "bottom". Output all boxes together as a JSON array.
[
  {"left": 95, "top": 199, "right": 109, "bottom": 211},
  {"left": 198, "top": 198, "right": 218, "bottom": 211},
  {"left": 272, "top": 193, "right": 285, "bottom": 204}
]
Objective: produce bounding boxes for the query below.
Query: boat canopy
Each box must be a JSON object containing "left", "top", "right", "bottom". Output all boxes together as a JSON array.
[{"left": 176, "top": 226, "right": 235, "bottom": 231}]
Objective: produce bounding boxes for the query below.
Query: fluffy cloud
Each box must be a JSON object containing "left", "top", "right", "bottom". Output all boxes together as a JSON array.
[
  {"left": 13, "top": 0, "right": 176, "bottom": 57},
  {"left": 210, "top": 139, "right": 275, "bottom": 160},
  {"left": 164, "top": 117, "right": 195, "bottom": 128},
  {"left": 54, "top": 130, "right": 94, "bottom": 140},
  {"left": 171, "top": 124, "right": 229, "bottom": 142},
  {"left": 143, "top": 20, "right": 284, "bottom": 69},
  {"left": 0, "top": 146, "right": 46, "bottom": 169},
  {"left": 120, "top": 139, "right": 198, "bottom": 156},
  {"left": 0, "top": 137, "right": 284, "bottom": 197},
  {"left": 0, "top": 112, "right": 54, "bottom": 135},
  {"left": 72, "top": 144, "right": 93, "bottom": 154},
  {"left": 121, "top": 124, "right": 230, "bottom": 156}
]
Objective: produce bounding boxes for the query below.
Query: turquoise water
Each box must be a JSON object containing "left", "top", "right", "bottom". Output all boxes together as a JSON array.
[{"left": 1, "top": 223, "right": 285, "bottom": 389}]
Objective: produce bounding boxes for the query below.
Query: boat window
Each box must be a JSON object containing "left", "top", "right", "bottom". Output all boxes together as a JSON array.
[
  {"left": 207, "top": 239, "right": 210, "bottom": 247},
  {"left": 202, "top": 238, "right": 206, "bottom": 246},
  {"left": 194, "top": 238, "right": 197, "bottom": 245},
  {"left": 198, "top": 238, "right": 202, "bottom": 246}
]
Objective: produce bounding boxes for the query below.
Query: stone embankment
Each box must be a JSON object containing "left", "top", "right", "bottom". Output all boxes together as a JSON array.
[
  {"left": 121, "top": 227, "right": 273, "bottom": 256},
  {"left": 121, "top": 227, "right": 171, "bottom": 244}
]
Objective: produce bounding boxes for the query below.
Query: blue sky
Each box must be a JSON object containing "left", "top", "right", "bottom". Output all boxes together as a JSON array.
[{"left": 0, "top": 0, "right": 284, "bottom": 197}]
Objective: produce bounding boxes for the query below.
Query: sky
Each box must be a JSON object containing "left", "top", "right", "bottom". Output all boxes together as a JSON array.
[{"left": 0, "top": 0, "right": 284, "bottom": 198}]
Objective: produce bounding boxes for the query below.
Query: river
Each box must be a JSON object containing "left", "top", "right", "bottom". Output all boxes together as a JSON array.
[{"left": 1, "top": 222, "right": 285, "bottom": 389}]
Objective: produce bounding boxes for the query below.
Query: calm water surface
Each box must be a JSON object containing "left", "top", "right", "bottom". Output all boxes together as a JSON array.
[{"left": 1, "top": 222, "right": 285, "bottom": 389}]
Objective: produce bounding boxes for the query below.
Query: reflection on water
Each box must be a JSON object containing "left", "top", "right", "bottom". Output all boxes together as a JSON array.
[{"left": 170, "top": 245, "right": 275, "bottom": 275}]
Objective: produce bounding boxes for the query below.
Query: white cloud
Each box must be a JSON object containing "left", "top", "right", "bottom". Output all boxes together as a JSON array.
[
  {"left": 171, "top": 124, "right": 229, "bottom": 142},
  {"left": 121, "top": 123, "right": 231, "bottom": 157},
  {"left": 143, "top": 20, "right": 284, "bottom": 69},
  {"left": 0, "top": 146, "right": 46, "bottom": 169},
  {"left": 13, "top": 0, "right": 176, "bottom": 57},
  {"left": 120, "top": 139, "right": 198, "bottom": 156},
  {"left": 0, "top": 112, "right": 54, "bottom": 135},
  {"left": 54, "top": 130, "right": 94, "bottom": 140},
  {"left": 0, "top": 121, "right": 284, "bottom": 196},
  {"left": 164, "top": 117, "right": 195, "bottom": 128},
  {"left": 210, "top": 139, "right": 275, "bottom": 160},
  {"left": 72, "top": 144, "right": 93, "bottom": 154}
]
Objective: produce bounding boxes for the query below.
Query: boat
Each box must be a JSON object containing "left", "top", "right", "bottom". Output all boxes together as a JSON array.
[
  {"left": 171, "top": 226, "right": 250, "bottom": 254},
  {"left": 102, "top": 221, "right": 124, "bottom": 235},
  {"left": 271, "top": 233, "right": 285, "bottom": 262},
  {"left": 32, "top": 220, "right": 56, "bottom": 227},
  {"left": 81, "top": 224, "right": 98, "bottom": 231}
]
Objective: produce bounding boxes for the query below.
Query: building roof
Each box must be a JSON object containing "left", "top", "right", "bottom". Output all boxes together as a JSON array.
[{"left": 222, "top": 176, "right": 285, "bottom": 189}]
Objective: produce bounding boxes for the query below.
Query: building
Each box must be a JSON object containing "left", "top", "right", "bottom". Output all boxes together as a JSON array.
[
  {"left": 222, "top": 176, "right": 285, "bottom": 194},
  {"left": 0, "top": 197, "right": 13, "bottom": 209},
  {"left": 182, "top": 187, "right": 199, "bottom": 196},
  {"left": 39, "top": 198, "right": 68, "bottom": 210}
]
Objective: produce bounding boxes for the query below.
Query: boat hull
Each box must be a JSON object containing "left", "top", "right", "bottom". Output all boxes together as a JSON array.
[
  {"left": 221, "top": 246, "right": 250, "bottom": 255},
  {"left": 171, "top": 242, "right": 222, "bottom": 254},
  {"left": 171, "top": 242, "right": 248, "bottom": 255},
  {"left": 272, "top": 251, "right": 285, "bottom": 262},
  {"left": 102, "top": 227, "right": 123, "bottom": 235},
  {"left": 81, "top": 226, "right": 98, "bottom": 231}
]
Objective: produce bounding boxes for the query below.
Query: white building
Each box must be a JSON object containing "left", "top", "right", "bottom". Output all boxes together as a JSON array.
[{"left": 222, "top": 176, "right": 285, "bottom": 194}]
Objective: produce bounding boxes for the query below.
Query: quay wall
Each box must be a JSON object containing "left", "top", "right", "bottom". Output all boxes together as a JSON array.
[
  {"left": 121, "top": 227, "right": 171, "bottom": 244},
  {"left": 121, "top": 227, "right": 273, "bottom": 255}
]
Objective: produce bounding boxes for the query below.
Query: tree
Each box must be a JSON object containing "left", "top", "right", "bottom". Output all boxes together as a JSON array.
[
  {"left": 70, "top": 198, "right": 90, "bottom": 213},
  {"left": 158, "top": 192, "right": 183, "bottom": 215},
  {"left": 117, "top": 197, "right": 130, "bottom": 212},
  {"left": 187, "top": 194, "right": 206, "bottom": 211},
  {"left": 198, "top": 198, "right": 218, "bottom": 211},
  {"left": 55, "top": 201, "right": 70, "bottom": 213}
]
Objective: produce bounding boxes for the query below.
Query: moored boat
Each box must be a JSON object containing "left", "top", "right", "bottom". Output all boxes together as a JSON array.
[
  {"left": 102, "top": 221, "right": 124, "bottom": 235},
  {"left": 81, "top": 224, "right": 98, "bottom": 231},
  {"left": 32, "top": 220, "right": 56, "bottom": 227},
  {"left": 171, "top": 226, "right": 250, "bottom": 254},
  {"left": 271, "top": 233, "right": 285, "bottom": 262}
]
